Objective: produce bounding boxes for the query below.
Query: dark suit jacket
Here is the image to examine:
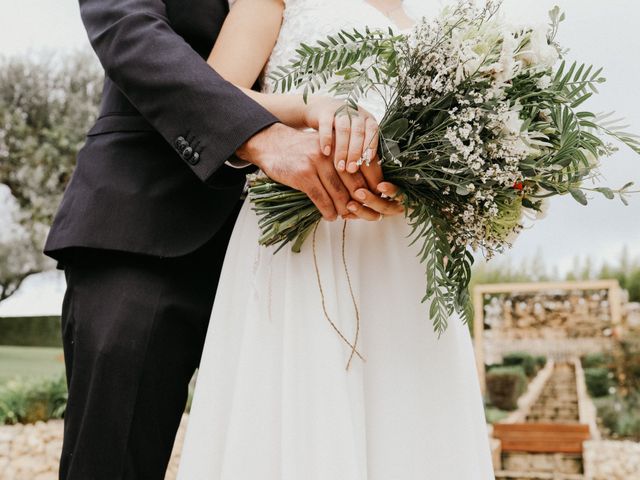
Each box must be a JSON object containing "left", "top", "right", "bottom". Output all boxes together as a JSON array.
[{"left": 44, "top": 0, "right": 278, "bottom": 259}]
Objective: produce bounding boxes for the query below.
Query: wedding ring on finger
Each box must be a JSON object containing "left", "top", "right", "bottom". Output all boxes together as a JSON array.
[
  {"left": 360, "top": 148, "right": 372, "bottom": 166},
  {"left": 380, "top": 192, "right": 399, "bottom": 201}
]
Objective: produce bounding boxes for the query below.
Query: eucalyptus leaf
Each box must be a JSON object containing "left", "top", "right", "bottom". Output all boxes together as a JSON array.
[
  {"left": 570, "top": 188, "right": 588, "bottom": 205},
  {"left": 595, "top": 187, "right": 614, "bottom": 200}
]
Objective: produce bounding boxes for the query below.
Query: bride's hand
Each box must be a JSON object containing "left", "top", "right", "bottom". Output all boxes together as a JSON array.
[
  {"left": 303, "top": 97, "right": 404, "bottom": 220},
  {"left": 303, "top": 97, "right": 378, "bottom": 174}
]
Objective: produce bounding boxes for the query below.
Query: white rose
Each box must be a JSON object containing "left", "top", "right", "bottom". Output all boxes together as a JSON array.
[{"left": 517, "top": 27, "right": 559, "bottom": 68}]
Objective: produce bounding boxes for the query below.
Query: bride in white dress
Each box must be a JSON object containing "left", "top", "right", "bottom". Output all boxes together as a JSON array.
[{"left": 178, "top": 1, "right": 495, "bottom": 478}]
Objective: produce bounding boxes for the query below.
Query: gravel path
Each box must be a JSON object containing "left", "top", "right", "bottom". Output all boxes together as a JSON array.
[
  {"left": 2, "top": 417, "right": 638, "bottom": 479},
  {"left": 0, "top": 416, "right": 188, "bottom": 480}
]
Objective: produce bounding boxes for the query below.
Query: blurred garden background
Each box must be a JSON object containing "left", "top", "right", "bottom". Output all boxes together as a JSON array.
[{"left": 1, "top": 0, "right": 639, "bottom": 479}]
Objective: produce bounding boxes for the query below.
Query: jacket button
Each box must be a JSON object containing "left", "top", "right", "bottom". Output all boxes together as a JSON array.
[
  {"left": 188, "top": 152, "right": 200, "bottom": 165},
  {"left": 182, "top": 146, "right": 193, "bottom": 160},
  {"left": 175, "top": 136, "right": 188, "bottom": 152}
]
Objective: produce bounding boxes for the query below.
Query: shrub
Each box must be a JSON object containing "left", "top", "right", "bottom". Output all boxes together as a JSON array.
[
  {"left": 0, "top": 316, "right": 62, "bottom": 347},
  {"left": 485, "top": 363, "right": 504, "bottom": 372},
  {"left": 584, "top": 367, "right": 612, "bottom": 398},
  {"left": 502, "top": 351, "right": 537, "bottom": 377},
  {"left": 581, "top": 352, "right": 612, "bottom": 369},
  {"left": 617, "top": 334, "right": 640, "bottom": 393},
  {"left": 0, "top": 375, "right": 67, "bottom": 424},
  {"left": 486, "top": 365, "right": 527, "bottom": 411},
  {"left": 484, "top": 406, "right": 509, "bottom": 424},
  {"left": 534, "top": 355, "right": 547, "bottom": 368},
  {"left": 594, "top": 394, "right": 640, "bottom": 440}
]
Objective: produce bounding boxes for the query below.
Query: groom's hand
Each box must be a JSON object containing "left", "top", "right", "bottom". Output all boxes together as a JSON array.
[
  {"left": 237, "top": 123, "right": 351, "bottom": 220},
  {"left": 338, "top": 159, "right": 405, "bottom": 221}
]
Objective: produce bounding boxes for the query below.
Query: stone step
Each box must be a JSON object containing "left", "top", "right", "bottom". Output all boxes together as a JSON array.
[
  {"left": 495, "top": 470, "right": 584, "bottom": 480},
  {"left": 494, "top": 362, "right": 587, "bottom": 480},
  {"left": 526, "top": 411, "right": 580, "bottom": 422},
  {"left": 528, "top": 407, "right": 578, "bottom": 412},
  {"left": 502, "top": 451, "right": 583, "bottom": 474},
  {"left": 538, "top": 391, "right": 577, "bottom": 396},
  {"left": 528, "top": 406, "right": 579, "bottom": 413},
  {"left": 527, "top": 412, "right": 579, "bottom": 417},
  {"left": 529, "top": 402, "right": 578, "bottom": 409}
]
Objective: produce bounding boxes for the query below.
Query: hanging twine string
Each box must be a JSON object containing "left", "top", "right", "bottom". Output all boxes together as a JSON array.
[{"left": 312, "top": 220, "right": 365, "bottom": 370}]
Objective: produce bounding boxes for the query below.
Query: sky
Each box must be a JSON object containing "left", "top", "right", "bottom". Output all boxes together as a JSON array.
[{"left": 0, "top": 0, "right": 639, "bottom": 315}]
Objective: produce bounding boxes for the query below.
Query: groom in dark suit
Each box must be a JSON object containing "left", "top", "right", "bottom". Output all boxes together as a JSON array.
[{"left": 45, "top": 0, "right": 394, "bottom": 478}]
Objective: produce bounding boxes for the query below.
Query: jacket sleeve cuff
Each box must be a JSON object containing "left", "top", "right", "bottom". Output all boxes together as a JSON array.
[
  {"left": 172, "top": 115, "right": 277, "bottom": 184},
  {"left": 224, "top": 157, "right": 252, "bottom": 169}
]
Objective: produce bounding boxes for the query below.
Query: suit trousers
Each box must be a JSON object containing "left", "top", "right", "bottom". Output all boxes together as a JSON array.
[{"left": 58, "top": 202, "right": 242, "bottom": 480}]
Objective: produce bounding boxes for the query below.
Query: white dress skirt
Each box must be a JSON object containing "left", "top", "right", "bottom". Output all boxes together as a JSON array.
[{"left": 178, "top": 0, "right": 495, "bottom": 479}]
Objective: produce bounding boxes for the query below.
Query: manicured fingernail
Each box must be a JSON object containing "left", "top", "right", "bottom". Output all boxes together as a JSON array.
[
  {"left": 347, "top": 162, "right": 358, "bottom": 173},
  {"left": 323, "top": 145, "right": 331, "bottom": 156},
  {"left": 337, "top": 160, "right": 346, "bottom": 171},
  {"left": 347, "top": 203, "right": 358, "bottom": 212},
  {"left": 356, "top": 189, "right": 366, "bottom": 201},
  {"left": 378, "top": 183, "right": 388, "bottom": 193}
]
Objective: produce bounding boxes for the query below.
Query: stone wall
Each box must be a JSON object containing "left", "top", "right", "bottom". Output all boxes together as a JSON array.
[
  {"left": 0, "top": 416, "right": 188, "bottom": 480},
  {"left": 626, "top": 302, "right": 640, "bottom": 330},
  {"left": 483, "top": 290, "right": 617, "bottom": 364},
  {"left": 583, "top": 439, "right": 640, "bottom": 479},
  {"left": 0, "top": 421, "right": 62, "bottom": 480}
]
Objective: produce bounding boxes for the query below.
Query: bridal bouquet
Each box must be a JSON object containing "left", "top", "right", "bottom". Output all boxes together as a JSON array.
[{"left": 249, "top": 1, "right": 639, "bottom": 334}]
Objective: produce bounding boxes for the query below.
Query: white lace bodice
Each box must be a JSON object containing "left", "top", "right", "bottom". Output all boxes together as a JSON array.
[{"left": 230, "top": 0, "right": 446, "bottom": 120}]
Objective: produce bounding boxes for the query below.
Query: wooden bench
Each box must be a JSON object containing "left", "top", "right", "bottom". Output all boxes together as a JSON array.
[{"left": 493, "top": 423, "right": 591, "bottom": 454}]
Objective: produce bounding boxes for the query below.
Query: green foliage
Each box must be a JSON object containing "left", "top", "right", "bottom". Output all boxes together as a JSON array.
[
  {"left": 534, "top": 355, "right": 547, "bottom": 368},
  {"left": 484, "top": 405, "right": 509, "bottom": 424},
  {"left": 0, "top": 375, "right": 67, "bottom": 425},
  {"left": 0, "top": 220, "right": 51, "bottom": 302},
  {"left": 484, "top": 352, "right": 545, "bottom": 416},
  {"left": 269, "top": 27, "right": 403, "bottom": 109},
  {"left": 581, "top": 352, "right": 613, "bottom": 369},
  {"left": 615, "top": 334, "right": 640, "bottom": 394},
  {"left": 502, "top": 351, "right": 539, "bottom": 377},
  {"left": 0, "top": 346, "right": 65, "bottom": 384},
  {"left": 472, "top": 246, "right": 640, "bottom": 303},
  {"left": 584, "top": 367, "right": 613, "bottom": 398},
  {"left": 598, "top": 248, "right": 640, "bottom": 302},
  {"left": 0, "top": 52, "right": 101, "bottom": 303},
  {"left": 0, "top": 316, "right": 62, "bottom": 347},
  {"left": 579, "top": 334, "right": 640, "bottom": 439},
  {"left": 594, "top": 393, "right": 640, "bottom": 441},
  {"left": 247, "top": 177, "right": 322, "bottom": 253},
  {"left": 485, "top": 365, "right": 528, "bottom": 411},
  {"left": 0, "top": 52, "right": 102, "bottom": 226},
  {"left": 407, "top": 203, "right": 474, "bottom": 332},
  {"left": 252, "top": 4, "right": 639, "bottom": 337},
  {"left": 485, "top": 363, "right": 501, "bottom": 372}
]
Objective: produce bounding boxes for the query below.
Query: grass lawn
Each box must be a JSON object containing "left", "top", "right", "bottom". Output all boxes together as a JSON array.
[{"left": 0, "top": 345, "right": 65, "bottom": 384}]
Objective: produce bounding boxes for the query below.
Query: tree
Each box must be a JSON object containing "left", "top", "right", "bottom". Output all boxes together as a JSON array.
[
  {"left": 472, "top": 248, "right": 640, "bottom": 302},
  {"left": 0, "top": 227, "right": 49, "bottom": 302},
  {"left": 0, "top": 52, "right": 102, "bottom": 302}
]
